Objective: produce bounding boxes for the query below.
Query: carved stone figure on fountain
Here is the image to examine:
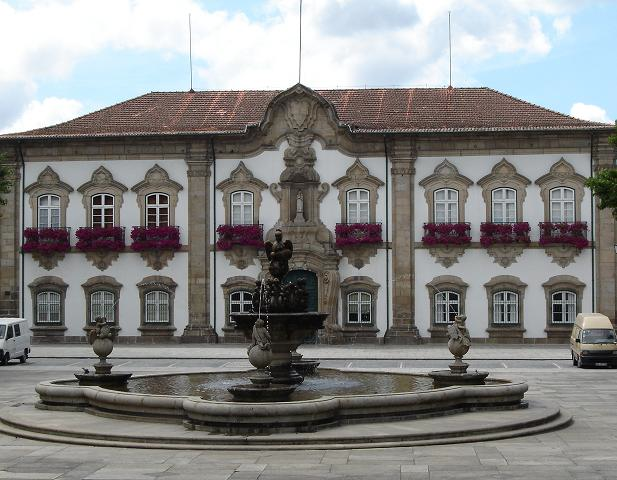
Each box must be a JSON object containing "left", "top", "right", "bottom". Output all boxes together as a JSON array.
[
  {"left": 265, "top": 229, "right": 293, "bottom": 280},
  {"left": 247, "top": 318, "right": 272, "bottom": 371}
]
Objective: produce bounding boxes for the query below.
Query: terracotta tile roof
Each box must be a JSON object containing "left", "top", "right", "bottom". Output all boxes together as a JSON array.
[{"left": 1, "top": 87, "right": 611, "bottom": 140}]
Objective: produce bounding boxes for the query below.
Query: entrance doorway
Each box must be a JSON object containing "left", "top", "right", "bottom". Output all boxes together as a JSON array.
[{"left": 284, "top": 270, "right": 318, "bottom": 311}]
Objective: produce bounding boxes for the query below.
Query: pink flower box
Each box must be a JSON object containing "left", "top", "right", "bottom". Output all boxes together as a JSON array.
[
  {"left": 335, "top": 223, "right": 382, "bottom": 247},
  {"left": 480, "top": 222, "right": 531, "bottom": 247},
  {"left": 216, "top": 224, "right": 264, "bottom": 251},
  {"left": 422, "top": 223, "right": 471, "bottom": 246},
  {"left": 75, "top": 226, "right": 125, "bottom": 252},
  {"left": 539, "top": 222, "right": 589, "bottom": 249},
  {"left": 130, "top": 226, "right": 181, "bottom": 251},
  {"left": 22, "top": 227, "right": 71, "bottom": 255}
]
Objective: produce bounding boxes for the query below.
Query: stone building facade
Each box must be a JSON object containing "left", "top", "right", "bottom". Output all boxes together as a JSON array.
[{"left": 0, "top": 84, "right": 615, "bottom": 343}]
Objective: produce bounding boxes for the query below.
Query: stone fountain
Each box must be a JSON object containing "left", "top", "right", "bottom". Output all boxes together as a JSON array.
[
  {"left": 229, "top": 229, "right": 328, "bottom": 400},
  {"left": 74, "top": 317, "right": 132, "bottom": 386},
  {"left": 429, "top": 315, "right": 489, "bottom": 387}
]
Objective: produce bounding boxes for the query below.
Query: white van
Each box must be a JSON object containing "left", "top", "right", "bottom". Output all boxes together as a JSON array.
[
  {"left": 0, "top": 318, "right": 30, "bottom": 365},
  {"left": 570, "top": 313, "right": 617, "bottom": 368}
]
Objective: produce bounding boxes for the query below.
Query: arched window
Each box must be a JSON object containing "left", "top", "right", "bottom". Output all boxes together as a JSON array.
[
  {"left": 230, "top": 291, "right": 253, "bottom": 314},
  {"left": 493, "top": 291, "right": 519, "bottom": 324},
  {"left": 144, "top": 291, "right": 169, "bottom": 323},
  {"left": 346, "top": 189, "right": 370, "bottom": 223},
  {"left": 91, "top": 194, "right": 115, "bottom": 227},
  {"left": 491, "top": 188, "right": 516, "bottom": 223},
  {"left": 434, "top": 188, "right": 458, "bottom": 223},
  {"left": 145, "top": 193, "right": 169, "bottom": 227},
  {"left": 551, "top": 291, "right": 576, "bottom": 324},
  {"left": 90, "top": 291, "right": 115, "bottom": 323},
  {"left": 434, "top": 291, "right": 459, "bottom": 324},
  {"left": 37, "top": 194, "right": 61, "bottom": 228},
  {"left": 347, "top": 292, "right": 372, "bottom": 323},
  {"left": 550, "top": 187, "right": 575, "bottom": 222},
  {"left": 231, "top": 191, "right": 253, "bottom": 225},
  {"left": 36, "top": 291, "right": 61, "bottom": 324}
]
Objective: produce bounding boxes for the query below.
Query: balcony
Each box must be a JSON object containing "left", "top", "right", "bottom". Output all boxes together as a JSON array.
[
  {"left": 539, "top": 222, "right": 589, "bottom": 249},
  {"left": 130, "top": 225, "right": 181, "bottom": 252},
  {"left": 335, "top": 223, "right": 382, "bottom": 247},
  {"left": 480, "top": 222, "right": 531, "bottom": 247},
  {"left": 75, "top": 226, "right": 125, "bottom": 252},
  {"left": 216, "top": 224, "right": 264, "bottom": 251},
  {"left": 422, "top": 222, "right": 471, "bottom": 246},
  {"left": 23, "top": 227, "right": 71, "bottom": 254}
]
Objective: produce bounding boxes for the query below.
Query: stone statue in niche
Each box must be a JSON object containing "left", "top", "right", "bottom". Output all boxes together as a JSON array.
[{"left": 294, "top": 190, "right": 305, "bottom": 223}]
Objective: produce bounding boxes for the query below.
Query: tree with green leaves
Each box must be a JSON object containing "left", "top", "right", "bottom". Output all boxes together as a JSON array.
[
  {"left": 585, "top": 125, "right": 617, "bottom": 220},
  {"left": 0, "top": 152, "right": 14, "bottom": 206}
]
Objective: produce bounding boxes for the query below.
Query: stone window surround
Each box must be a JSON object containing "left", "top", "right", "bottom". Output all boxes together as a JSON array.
[
  {"left": 24, "top": 166, "right": 74, "bottom": 229},
  {"left": 419, "top": 159, "right": 473, "bottom": 223},
  {"left": 332, "top": 158, "right": 384, "bottom": 223},
  {"left": 216, "top": 162, "right": 268, "bottom": 225},
  {"left": 131, "top": 164, "right": 183, "bottom": 227},
  {"left": 426, "top": 275, "right": 468, "bottom": 329},
  {"left": 28, "top": 276, "right": 68, "bottom": 335},
  {"left": 535, "top": 158, "right": 586, "bottom": 222},
  {"left": 81, "top": 275, "right": 122, "bottom": 330},
  {"left": 77, "top": 166, "right": 128, "bottom": 227},
  {"left": 340, "top": 276, "right": 380, "bottom": 328},
  {"left": 542, "top": 275, "right": 585, "bottom": 329},
  {"left": 136, "top": 275, "right": 178, "bottom": 335},
  {"left": 477, "top": 158, "right": 531, "bottom": 222},
  {"left": 484, "top": 275, "right": 527, "bottom": 332},
  {"left": 221, "top": 276, "right": 257, "bottom": 327}
]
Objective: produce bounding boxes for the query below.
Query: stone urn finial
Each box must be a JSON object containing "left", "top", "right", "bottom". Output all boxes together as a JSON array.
[
  {"left": 447, "top": 315, "right": 472, "bottom": 374},
  {"left": 88, "top": 317, "right": 119, "bottom": 375}
]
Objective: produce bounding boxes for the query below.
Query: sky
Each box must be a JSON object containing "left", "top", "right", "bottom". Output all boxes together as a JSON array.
[{"left": 1, "top": 0, "right": 616, "bottom": 134}]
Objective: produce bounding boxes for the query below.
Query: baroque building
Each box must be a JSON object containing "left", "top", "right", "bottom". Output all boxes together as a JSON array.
[{"left": 0, "top": 84, "right": 615, "bottom": 344}]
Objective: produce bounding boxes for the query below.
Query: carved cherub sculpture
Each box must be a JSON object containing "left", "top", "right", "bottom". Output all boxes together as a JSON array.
[
  {"left": 248, "top": 318, "right": 271, "bottom": 354},
  {"left": 264, "top": 229, "right": 293, "bottom": 280}
]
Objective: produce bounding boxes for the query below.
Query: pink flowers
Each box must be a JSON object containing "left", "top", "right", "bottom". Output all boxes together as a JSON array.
[
  {"left": 539, "top": 222, "right": 589, "bottom": 249},
  {"left": 75, "top": 226, "right": 125, "bottom": 252},
  {"left": 22, "top": 228, "right": 71, "bottom": 255},
  {"left": 216, "top": 224, "right": 263, "bottom": 251},
  {"left": 422, "top": 223, "right": 471, "bottom": 246},
  {"left": 480, "top": 222, "right": 530, "bottom": 247},
  {"left": 335, "top": 223, "right": 382, "bottom": 247},
  {"left": 130, "top": 226, "right": 181, "bottom": 252}
]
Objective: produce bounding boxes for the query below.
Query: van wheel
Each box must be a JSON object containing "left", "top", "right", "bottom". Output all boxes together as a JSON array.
[
  {"left": 19, "top": 350, "right": 28, "bottom": 363},
  {"left": 1, "top": 353, "right": 9, "bottom": 366},
  {"left": 576, "top": 355, "right": 584, "bottom": 368}
]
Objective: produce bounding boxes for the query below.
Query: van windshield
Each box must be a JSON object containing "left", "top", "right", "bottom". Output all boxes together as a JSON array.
[
  {"left": 582, "top": 329, "right": 616, "bottom": 344},
  {"left": 0, "top": 325, "right": 4, "bottom": 339}
]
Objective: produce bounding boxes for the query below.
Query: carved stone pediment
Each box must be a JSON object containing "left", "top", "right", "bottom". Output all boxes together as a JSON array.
[
  {"left": 86, "top": 251, "right": 120, "bottom": 270},
  {"left": 486, "top": 244, "right": 525, "bottom": 268},
  {"left": 427, "top": 245, "right": 467, "bottom": 268},
  {"left": 543, "top": 245, "right": 582, "bottom": 268}
]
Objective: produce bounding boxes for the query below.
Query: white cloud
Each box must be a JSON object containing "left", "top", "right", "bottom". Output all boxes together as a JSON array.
[
  {"left": 569, "top": 102, "right": 611, "bottom": 123},
  {"left": 0, "top": 97, "right": 83, "bottom": 134},
  {"left": 553, "top": 16, "right": 572, "bottom": 36}
]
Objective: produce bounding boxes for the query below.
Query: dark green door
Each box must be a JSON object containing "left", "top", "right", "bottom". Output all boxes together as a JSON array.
[{"left": 284, "top": 270, "right": 318, "bottom": 312}]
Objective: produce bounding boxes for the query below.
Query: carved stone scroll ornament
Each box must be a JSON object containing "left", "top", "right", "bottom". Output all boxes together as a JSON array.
[
  {"left": 140, "top": 250, "right": 175, "bottom": 271},
  {"left": 428, "top": 245, "right": 467, "bottom": 268},
  {"left": 341, "top": 244, "right": 378, "bottom": 269},
  {"left": 31, "top": 252, "right": 66, "bottom": 271},
  {"left": 223, "top": 246, "right": 259, "bottom": 270},
  {"left": 86, "top": 251, "right": 120, "bottom": 271},
  {"left": 486, "top": 244, "right": 525, "bottom": 268},
  {"left": 543, "top": 245, "right": 582, "bottom": 268}
]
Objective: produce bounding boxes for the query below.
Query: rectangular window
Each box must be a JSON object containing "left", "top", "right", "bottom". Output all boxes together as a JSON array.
[
  {"left": 37, "top": 292, "right": 61, "bottom": 324},
  {"left": 434, "top": 189, "right": 458, "bottom": 223},
  {"left": 145, "top": 291, "right": 170, "bottom": 323},
  {"left": 91, "top": 291, "right": 115, "bottom": 323},
  {"left": 493, "top": 291, "right": 519, "bottom": 324},
  {"left": 434, "top": 291, "right": 459, "bottom": 324}
]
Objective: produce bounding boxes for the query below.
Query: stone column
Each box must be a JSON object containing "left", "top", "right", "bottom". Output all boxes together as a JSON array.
[
  {"left": 385, "top": 138, "right": 421, "bottom": 344},
  {"left": 0, "top": 148, "right": 21, "bottom": 317},
  {"left": 182, "top": 143, "right": 218, "bottom": 342},
  {"left": 592, "top": 134, "right": 617, "bottom": 322}
]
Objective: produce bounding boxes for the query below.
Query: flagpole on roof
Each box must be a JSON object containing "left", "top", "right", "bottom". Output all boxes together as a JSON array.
[
  {"left": 189, "top": 13, "right": 194, "bottom": 92},
  {"left": 448, "top": 11, "right": 452, "bottom": 87},
  {"left": 298, "top": 0, "right": 303, "bottom": 84}
]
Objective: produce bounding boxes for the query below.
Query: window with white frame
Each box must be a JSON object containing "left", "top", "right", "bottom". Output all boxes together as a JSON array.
[
  {"left": 346, "top": 189, "right": 370, "bottom": 223},
  {"left": 91, "top": 194, "right": 115, "bottom": 227},
  {"left": 230, "top": 291, "right": 253, "bottom": 314},
  {"left": 551, "top": 291, "right": 576, "bottom": 324},
  {"left": 36, "top": 291, "right": 61, "bottom": 324},
  {"left": 434, "top": 291, "right": 459, "bottom": 324},
  {"left": 90, "top": 291, "right": 115, "bottom": 323},
  {"left": 347, "top": 292, "right": 372, "bottom": 323},
  {"left": 492, "top": 188, "right": 516, "bottom": 223},
  {"left": 434, "top": 188, "right": 458, "bottom": 223},
  {"left": 550, "top": 187, "right": 575, "bottom": 222},
  {"left": 231, "top": 191, "right": 253, "bottom": 225},
  {"left": 145, "top": 193, "right": 169, "bottom": 227},
  {"left": 144, "top": 291, "right": 170, "bottom": 323},
  {"left": 38, "top": 195, "right": 61, "bottom": 228},
  {"left": 493, "top": 291, "right": 519, "bottom": 324}
]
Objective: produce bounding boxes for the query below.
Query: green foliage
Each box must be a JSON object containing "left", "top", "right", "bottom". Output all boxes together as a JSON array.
[
  {"left": 586, "top": 168, "right": 617, "bottom": 220},
  {"left": 0, "top": 153, "right": 14, "bottom": 206},
  {"left": 608, "top": 122, "right": 617, "bottom": 148}
]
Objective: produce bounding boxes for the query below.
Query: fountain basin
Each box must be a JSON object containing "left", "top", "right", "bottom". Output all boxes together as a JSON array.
[{"left": 35, "top": 369, "right": 528, "bottom": 434}]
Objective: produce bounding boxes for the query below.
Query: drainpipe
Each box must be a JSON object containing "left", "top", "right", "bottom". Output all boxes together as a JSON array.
[
  {"left": 211, "top": 137, "right": 218, "bottom": 341},
  {"left": 383, "top": 137, "right": 391, "bottom": 335},
  {"left": 18, "top": 142, "right": 25, "bottom": 318},
  {"left": 589, "top": 133, "right": 595, "bottom": 311}
]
